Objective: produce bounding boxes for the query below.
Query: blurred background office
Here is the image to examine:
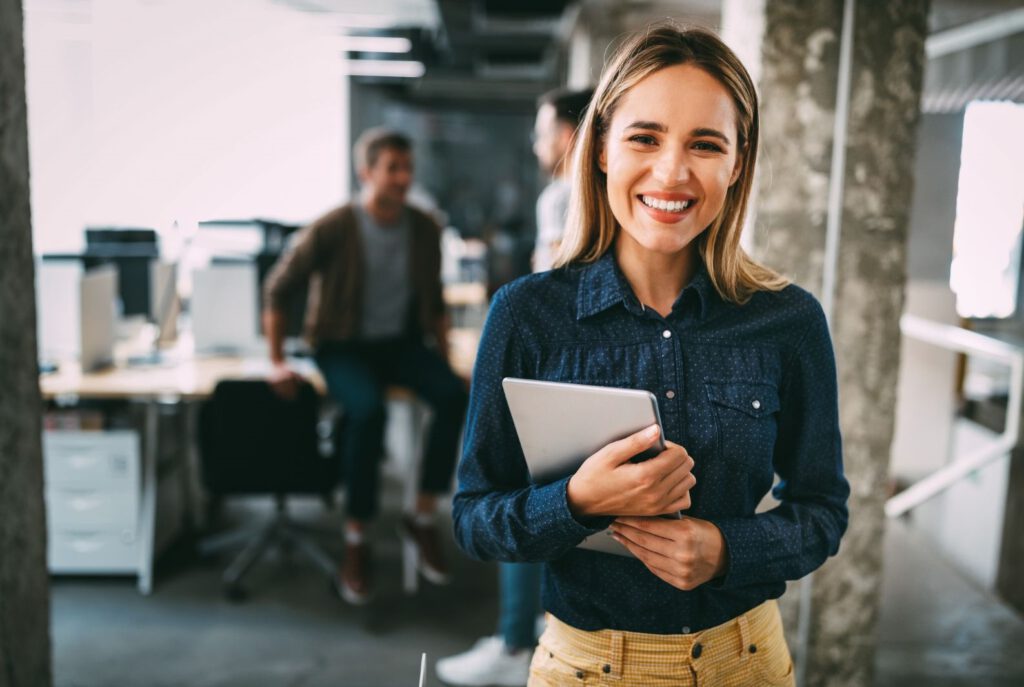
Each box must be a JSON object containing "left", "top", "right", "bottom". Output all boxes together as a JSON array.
[{"left": 2, "top": 0, "right": 1024, "bottom": 686}]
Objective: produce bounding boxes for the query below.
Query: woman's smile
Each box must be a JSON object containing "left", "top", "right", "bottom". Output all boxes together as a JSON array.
[{"left": 636, "top": 192, "right": 699, "bottom": 223}]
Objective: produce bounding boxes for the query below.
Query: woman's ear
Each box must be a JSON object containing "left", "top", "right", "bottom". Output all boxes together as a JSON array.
[
  {"left": 729, "top": 154, "right": 743, "bottom": 186},
  {"left": 598, "top": 143, "right": 608, "bottom": 174}
]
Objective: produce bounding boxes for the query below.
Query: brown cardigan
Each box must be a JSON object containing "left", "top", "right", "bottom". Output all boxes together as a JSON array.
[{"left": 263, "top": 203, "right": 445, "bottom": 346}]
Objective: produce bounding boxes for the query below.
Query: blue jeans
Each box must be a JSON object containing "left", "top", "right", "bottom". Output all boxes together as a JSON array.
[
  {"left": 499, "top": 562, "right": 542, "bottom": 649},
  {"left": 315, "top": 337, "right": 468, "bottom": 521}
]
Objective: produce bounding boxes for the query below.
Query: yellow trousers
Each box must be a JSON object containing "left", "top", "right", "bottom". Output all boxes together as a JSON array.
[{"left": 529, "top": 600, "right": 795, "bottom": 687}]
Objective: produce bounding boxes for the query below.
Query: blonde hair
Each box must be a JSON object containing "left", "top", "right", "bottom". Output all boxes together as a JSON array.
[{"left": 555, "top": 22, "right": 787, "bottom": 304}]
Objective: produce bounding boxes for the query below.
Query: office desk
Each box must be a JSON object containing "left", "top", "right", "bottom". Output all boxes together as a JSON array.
[{"left": 39, "top": 329, "right": 480, "bottom": 595}]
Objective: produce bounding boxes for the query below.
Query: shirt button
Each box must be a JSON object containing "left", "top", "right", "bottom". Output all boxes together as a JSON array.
[
  {"left": 752, "top": 399, "right": 761, "bottom": 410},
  {"left": 662, "top": 329, "right": 672, "bottom": 339},
  {"left": 682, "top": 626, "right": 691, "bottom": 634},
  {"left": 602, "top": 664, "right": 611, "bottom": 674},
  {"left": 666, "top": 390, "right": 676, "bottom": 399},
  {"left": 575, "top": 670, "right": 584, "bottom": 679}
]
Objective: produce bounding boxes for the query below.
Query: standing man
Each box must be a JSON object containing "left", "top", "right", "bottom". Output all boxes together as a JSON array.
[
  {"left": 263, "top": 127, "right": 468, "bottom": 605},
  {"left": 437, "top": 87, "right": 593, "bottom": 687},
  {"left": 530, "top": 88, "right": 593, "bottom": 273}
]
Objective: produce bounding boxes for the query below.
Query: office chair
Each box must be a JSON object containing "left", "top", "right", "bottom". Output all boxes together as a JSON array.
[{"left": 197, "top": 379, "right": 340, "bottom": 600}]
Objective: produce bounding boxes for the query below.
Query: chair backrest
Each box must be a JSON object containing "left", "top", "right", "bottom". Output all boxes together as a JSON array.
[{"left": 199, "top": 379, "right": 338, "bottom": 496}]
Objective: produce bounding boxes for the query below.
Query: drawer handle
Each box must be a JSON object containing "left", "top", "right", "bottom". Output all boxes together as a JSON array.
[
  {"left": 69, "top": 455, "right": 100, "bottom": 470},
  {"left": 69, "top": 497, "right": 102, "bottom": 511},
  {"left": 70, "top": 537, "right": 103, "bottom": 553}
]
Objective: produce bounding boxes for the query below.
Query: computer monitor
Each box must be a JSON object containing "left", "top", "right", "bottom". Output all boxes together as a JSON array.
[
  {"left": 36, "top": 259, "right": 116, "bottom": 370},
  {"left": 194, "top": 219, "right": 307, "bottom": 339},
  {"left": 84, "top": 227, "right": 159, "bottom": 318},
  {"left": 191, "top": 261, "right": 260, "bottom": 354},
  {"left": 196, "top": 218, "right": 301, "bottom": 255}
]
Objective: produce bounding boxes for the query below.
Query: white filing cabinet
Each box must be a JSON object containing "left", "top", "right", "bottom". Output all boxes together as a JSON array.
[{"left": 43, "top": 430, "right": 141, "bottom": 573}]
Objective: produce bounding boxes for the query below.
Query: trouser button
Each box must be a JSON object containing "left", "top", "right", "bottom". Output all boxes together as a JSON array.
[{"left": 691, "top": 642, "right": 703, "bottom": 659}]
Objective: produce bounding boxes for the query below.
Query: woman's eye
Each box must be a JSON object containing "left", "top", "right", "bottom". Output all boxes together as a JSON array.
[
  {"left": 628, "top": 134, "right": 658, "bottom": 146},
  {"left": 693, "top": 140, "right": 724, "bottom": 153}
]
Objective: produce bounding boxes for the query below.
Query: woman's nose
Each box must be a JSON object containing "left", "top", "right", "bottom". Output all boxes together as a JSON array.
[{"left": 653, "top": 148, "right": 690, "bottom": 185}]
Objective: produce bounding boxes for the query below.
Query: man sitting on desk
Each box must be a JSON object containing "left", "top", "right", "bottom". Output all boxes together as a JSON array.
[{"left": 262, "top": 127, "right": 468, "bottom": 605}]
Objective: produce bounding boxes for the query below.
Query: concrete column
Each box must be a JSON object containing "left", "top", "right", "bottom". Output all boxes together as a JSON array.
[
  {"left": 727, "top": 0, "right": 930, "bottom": 685},
  {"left": 0, "top": 0, "right": 53, "bottom": 685}
]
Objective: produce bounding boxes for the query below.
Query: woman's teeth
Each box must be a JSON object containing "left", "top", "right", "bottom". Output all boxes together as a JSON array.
[{"left": 640, "top": 195, "right": 694, "bottom": 212}]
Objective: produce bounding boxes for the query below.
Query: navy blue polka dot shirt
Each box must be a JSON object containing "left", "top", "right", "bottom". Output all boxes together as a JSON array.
[{"left": 452, "top": 251, "right": 849, "bottom": 634}]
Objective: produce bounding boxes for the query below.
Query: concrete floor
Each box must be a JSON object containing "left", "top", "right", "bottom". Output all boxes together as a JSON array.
[
  {"left": 51, "top": 489, "right": 1024, "bottom": 687},
  {"left": 874, "top": 518, "right": 1024, "bottom": 687}
]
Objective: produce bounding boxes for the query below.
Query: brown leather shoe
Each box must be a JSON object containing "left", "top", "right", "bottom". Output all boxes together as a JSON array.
[
  {"left": 398, "top": 515, "right": 451, "bottom": 585},
  {"left": 338, "top": 542, "right": 373, "bottom": 605}
]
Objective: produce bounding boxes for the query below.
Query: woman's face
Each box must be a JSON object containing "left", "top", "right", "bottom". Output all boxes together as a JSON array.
[{"left": 599, "top": 64, "right": 742, "bottom": 259}]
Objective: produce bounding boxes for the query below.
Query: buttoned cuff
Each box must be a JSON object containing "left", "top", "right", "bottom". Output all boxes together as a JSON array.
[
  {"left": 705, "top": 515, "right": 764, "bottom": 589},
  {"left": 526, "top": 477, "right": 614, "bottom": 550}
]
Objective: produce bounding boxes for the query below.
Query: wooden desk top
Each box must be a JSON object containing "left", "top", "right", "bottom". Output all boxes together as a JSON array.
[
  {"left": 40, "top": 328, "right": 480, "bottom": 401},
  {"left": 443, "top": 282, "right": 487, "bottom": 307}
]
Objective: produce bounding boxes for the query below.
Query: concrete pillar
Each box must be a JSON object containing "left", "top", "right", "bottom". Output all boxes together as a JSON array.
[
  {"left": 0, "top": 0, "right": 53, "bottom": 684},
  {"left": 726, "top": 0, "right": 930, "bottom": 685}
]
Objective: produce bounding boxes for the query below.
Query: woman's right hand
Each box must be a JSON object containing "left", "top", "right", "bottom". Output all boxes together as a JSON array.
[{"left": 566, "top": 425, "right": 696, "bottom": 518}]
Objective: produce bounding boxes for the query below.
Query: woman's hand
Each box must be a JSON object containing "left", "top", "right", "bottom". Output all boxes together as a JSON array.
[
  {"left": 610, "top": 516, "right": 728, "bottom": 591},
  {"left": 566, "top": 425, "right": 696, "bottom": 518}
]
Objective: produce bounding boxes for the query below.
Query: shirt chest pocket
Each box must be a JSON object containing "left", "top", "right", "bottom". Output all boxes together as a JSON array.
[{"left": 704, "top": 381, "right": 781, "bottom": 467}]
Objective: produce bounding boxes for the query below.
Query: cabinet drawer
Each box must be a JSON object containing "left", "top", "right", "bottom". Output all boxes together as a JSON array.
[
  {"left": 44, "top": 431, "right": 139, "bottom": 488},
  {"left": 46, "top": 488, "right": 138, "bottom": 529},
  {"left": 48, "top": 527, "right": 138, "bottom": 573}
]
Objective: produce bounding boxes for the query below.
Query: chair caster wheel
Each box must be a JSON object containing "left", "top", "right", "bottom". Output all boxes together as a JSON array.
[{"left": 224, "top": 583, "right": 247, "bottom": 602}]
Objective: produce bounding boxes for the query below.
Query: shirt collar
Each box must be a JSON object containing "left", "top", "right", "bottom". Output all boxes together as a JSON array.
[
  {"left": 575, "top": 251, "right": 717, "bottom": 321},
  {"left": 675, "top": 259, "right": 715, "bottom": 320}
]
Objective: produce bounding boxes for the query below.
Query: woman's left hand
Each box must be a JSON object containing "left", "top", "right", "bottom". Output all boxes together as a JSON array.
[{"left": 610, "top": 516, "right": 728, "bottom": 591}]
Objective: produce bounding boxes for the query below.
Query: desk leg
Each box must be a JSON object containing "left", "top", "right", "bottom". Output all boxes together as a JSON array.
[
  {"left": 137, "top": 401, "right": 158, "bottom": 595},
  {"left": 183, "top": 401, "right": 203, "bottom": 531},
  {"left": 399, "top": 400, "right": 428, "bottom": 596}
]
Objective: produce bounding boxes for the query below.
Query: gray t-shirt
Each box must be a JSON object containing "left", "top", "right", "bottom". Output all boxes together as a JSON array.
[
  {"left": 355, "top": 206, "right": 412, "bottom": 340},
  {"left": 533, "top": 178, "right": 571, "bottom": 273}
]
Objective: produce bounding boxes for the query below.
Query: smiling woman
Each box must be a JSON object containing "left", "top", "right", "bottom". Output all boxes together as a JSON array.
[{"left": 452, "top": 21, "right": 850, "bottom": 687}]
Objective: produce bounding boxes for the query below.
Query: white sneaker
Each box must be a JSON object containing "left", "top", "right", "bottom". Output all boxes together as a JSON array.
[{"left": 435, "top": 636, "right": 531, "bottom": 687}]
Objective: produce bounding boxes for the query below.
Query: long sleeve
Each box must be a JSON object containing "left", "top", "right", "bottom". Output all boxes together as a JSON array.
[
  {"left": 451, "top": 286, "right": 610, "bottom": 562},
  {"left": 709, "top": 302, "right": 850, "bottom": 588},
  {"left": 263, "top": 222, "right": 323, "bottom": 311}
]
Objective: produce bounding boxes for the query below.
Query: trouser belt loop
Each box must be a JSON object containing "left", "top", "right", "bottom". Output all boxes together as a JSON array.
[
  {"left": 736, "top": 612, "right": 753, "bottom": 659},
  {"left": 608, "top": 631, "right": 624, "bottom": 679}
]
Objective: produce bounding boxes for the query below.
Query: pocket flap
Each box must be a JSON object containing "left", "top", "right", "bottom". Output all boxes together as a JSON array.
[{"left": 705, "top": 382, "right": 780, "bottom": 417}]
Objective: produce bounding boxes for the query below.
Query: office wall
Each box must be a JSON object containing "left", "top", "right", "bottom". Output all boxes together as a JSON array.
[{"left": 24, "top": 0, "right": 349, "bottom": 253}]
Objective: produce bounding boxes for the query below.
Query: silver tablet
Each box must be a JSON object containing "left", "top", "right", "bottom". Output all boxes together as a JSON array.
[{"left": 502, "top": 377, "right": 672, "bottom": 557}]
